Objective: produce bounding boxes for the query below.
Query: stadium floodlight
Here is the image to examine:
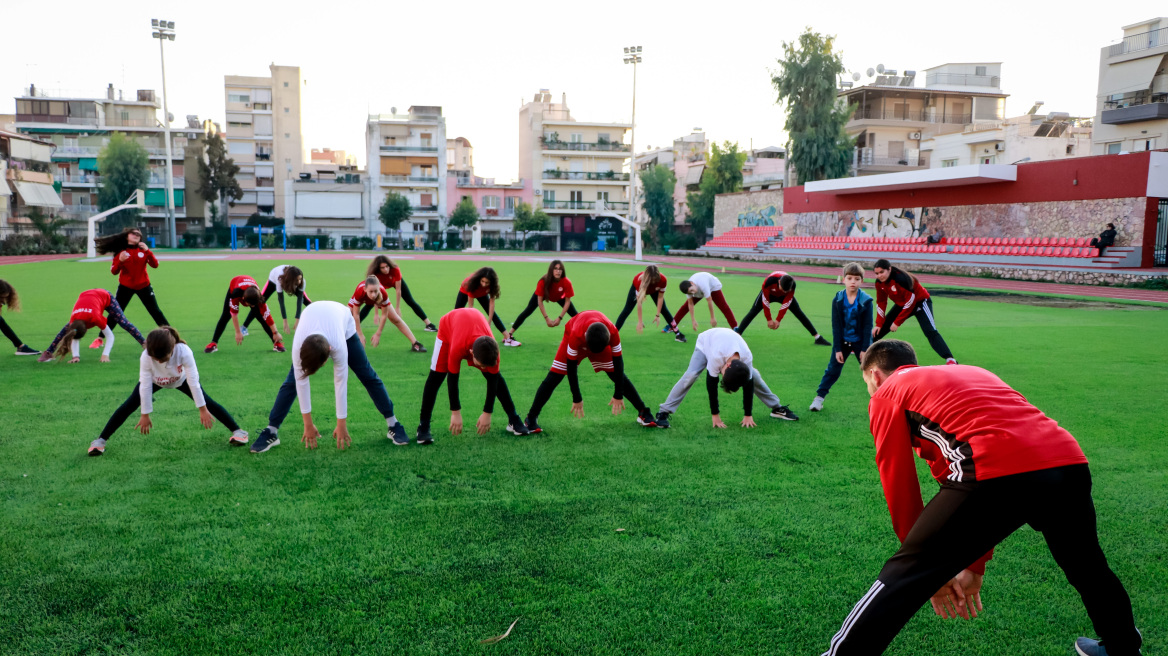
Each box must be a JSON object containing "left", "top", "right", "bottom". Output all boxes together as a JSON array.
[
  {"left": 149, "top": 18, "right": 178, "bottom": 248},
  {"left": 622, "top": 46, "right": 645, "bottom": 260}
]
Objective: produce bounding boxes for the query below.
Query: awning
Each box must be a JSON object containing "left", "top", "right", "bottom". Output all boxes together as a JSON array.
[
  {"left": 12, "top": 180, "right": 64, "bottom": 208},
  {"left": 79, "top": 158, "right": 99, "bottom": 171},
  {"left": 1099, "top": 55, "right": 1165, "bottom": 96},
  {"left": 804, "top": 164, "right": 1017, "bottom": 195},
  {"left": 684, "top": 164, "right": 704, "bottom": 185},
  {"left": 144, "top": 188, "right": 185, "bottom": 207}
]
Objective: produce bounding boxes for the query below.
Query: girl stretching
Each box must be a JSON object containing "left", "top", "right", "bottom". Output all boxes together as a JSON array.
[
  {"left": 349, "top": 276, "right": 427, "bottom": 352},
  {"left": 0, "top": 280, "right": 40, "bottom": 356},
  {"left": 613, "top": 265, "right": 685, "bottom": 343},
  {"left": 94, "top": 227, "right": 170, "bottom": 347},
  {"left": 365, "top": 255, "right": 437, "bottom": 332},
  {"left": 454, "top": 267, "right": 510, "bottom": 338},
  {"left": 37, "top": 288, "right": 145, "bottom": 363},
  {"left": 206, "top": 275, "right": 284, "bottom": 354},
  {"left": 243, "top": 265, "right": 311, "bottom": 335},
  {"left": 88, "top": 327, "right": 248, "bottom": 456},
  {"left": 506, "top": 259, "right": 578, "bottom": 347}
]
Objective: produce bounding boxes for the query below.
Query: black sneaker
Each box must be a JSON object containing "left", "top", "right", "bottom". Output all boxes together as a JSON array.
[
  {"left": 674, "top": 332, "right": 687, "bottom": 343},
  {"left": 636, "top": 408, "right": 657, "bottom": 427},
  {"left": 654, "top": 412, "right": 671, "bottom": 429},
  {"left": 814, "top": 335, "right": 831, "bottom": 346},
  {"left": 15, "top": 345, "right": 40, "bottom": 356},
  {"left": 389, "top": 422, "right": 410, "bottom": 445},
  {"left": 411, "top": 341, "right": 427, "bottom": 353},
  {"left": 415, "top": 426, "right": 433, "bottom": 445},
  {"left": 770, "top": 406, "right": 799, "bottom": 421},
  {"left": 1074, "top": 638, "right": 1127, "bottom": 656},
  {"left": 250, "top": 428, "right": 280, "bottom": 453},
  {"left": 424, "top": 323, "right": 438, "bottom": 333},
  {"left": 525, "top": 415, "right": 542, "bottom": 434},
  {"left": 506, "top": 420, "right": 531, "bottom": 436}
]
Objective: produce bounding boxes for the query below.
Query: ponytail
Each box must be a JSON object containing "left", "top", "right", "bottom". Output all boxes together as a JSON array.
[
  {"left": 54, "top": 320, "right": 88, "bottom": 360},
  {"left": 146, "top": 326, "right": 184, "bottom": 361}
]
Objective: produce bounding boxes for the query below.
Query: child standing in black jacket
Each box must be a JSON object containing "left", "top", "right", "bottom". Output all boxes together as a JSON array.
[{"left": 810, "top": 263, "right": 872, "bottom": 412}]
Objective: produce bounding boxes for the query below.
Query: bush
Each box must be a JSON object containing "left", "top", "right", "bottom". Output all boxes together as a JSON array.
[
  {"left": 660, "top": 232, "right": 698, "bottom": 251},
  {"left": 0, "top": 235, "right": 86, "bottom": 256},
  {"left": 1134, "top": 276, "right": 1168, "bottom": 290},
  {"left": 342, "top": 236, "right": 375, "bottom": 250},
  {"left": 443, "top": 233, "right": 463, "bottom": 250}
]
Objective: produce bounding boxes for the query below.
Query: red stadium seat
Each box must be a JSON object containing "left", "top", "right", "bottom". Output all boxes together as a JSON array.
[
  {"left": 1026, "top": 247, "right": 1037, "bottom": 255},
  {"left": 1087, "top": 248, "right": 1100, "bottom": 258},
  {"left": 1057, "top": 238, "right": 1068, "bottom": 246}
]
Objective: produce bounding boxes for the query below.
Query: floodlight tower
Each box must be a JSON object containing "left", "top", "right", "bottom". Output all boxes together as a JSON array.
[
  {"left": 623, "top": 46, "right": 642, "bottom": 246},
  {"left": 151, "top": 18, "right": 177, "bottom": 248}
]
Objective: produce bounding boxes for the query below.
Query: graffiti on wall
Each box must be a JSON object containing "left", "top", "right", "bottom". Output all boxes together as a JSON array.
[
  {"left": 738, "top": 205, "right": 778, "bottom": 227},
  {"left": 830, "top": 207, "right": 934, "bottom": 239}
]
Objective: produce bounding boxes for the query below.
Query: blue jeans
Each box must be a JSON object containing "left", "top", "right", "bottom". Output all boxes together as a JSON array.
[
  {"left": 267, "top": 333, "right": 395, "bottom": 428},
  {"left": 816, "top": 341, "right": 863, "bottom": 398}
]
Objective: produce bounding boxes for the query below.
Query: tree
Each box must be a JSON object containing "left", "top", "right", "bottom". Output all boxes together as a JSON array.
[
  {"left": 196, "top": 133, "right": 243, "bottom": 226},
  {"left": 378, "top": 192, "right": 412, "bottom": 232},
  {"left": 448, "top": 197, "right": 480, "bottom": 234},
  {"left": 771, "top": 29, "right": 855, "bottom": 185},
  {"left": 685, "top": 141, "right": 747, "bottom": 241},
  {"left": 27, "top": 207, "right": 71, "bottom": 243},
  {"left": 512, "top": 201, "right": 550, "bottom": 249},
  {"left": 640, "top": 164, "right": 677, "bottom": 247},
  {"left": 97, "top": 132, "right": 150, "bottom": 233}
]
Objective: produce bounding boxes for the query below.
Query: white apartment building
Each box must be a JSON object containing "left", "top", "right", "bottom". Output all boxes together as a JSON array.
[
  {"left": 1093, "top": 18, "right": 1168, "bottom": 154},
  {"left": 925, "top": 110, "right": 1092, "bottom": 167},
  {"left": 223, "top": 65, "right": 306, "bottom": 223},
  {"left": 366, "top": 106, "right": 447, "bottom": 241}
]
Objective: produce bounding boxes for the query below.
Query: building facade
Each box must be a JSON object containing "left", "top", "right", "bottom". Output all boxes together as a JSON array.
[
  {"left": 366, "top": 106, "right": 447, "bottom": 243},
  {"left": 924, "top": 112, "right": 1092, "bottom": 168},
  {"left": 1, "top": 129, "right": 60, "bottom": 238},
  {"left": 446, "top": 176, "right": 533, "bottom": 244},
  {"left": 1093, "top": 17, "right": 1168, "bottom": 154},
  {"left": 223, "top": 65, "right": 305, "bottom": 223}
]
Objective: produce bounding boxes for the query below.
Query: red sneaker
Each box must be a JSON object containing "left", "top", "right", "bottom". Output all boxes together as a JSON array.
[
  {"left": 204, "top": 342, "right": 218, "bottom": 354},
  {"left": 88, "top": 337, "right": 103, "bottom": 349}
]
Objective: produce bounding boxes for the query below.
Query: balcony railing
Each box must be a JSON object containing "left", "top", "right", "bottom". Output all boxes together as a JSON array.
[
  {"left": 1104, "top": 93, "right": 1168, "bottom": 110},
  {"left": 104, "top": 117, "right": 159, "bottom": 128},
  {"left": 147, "top": 177, "right": 185, "bottom": 186},
  {"left": 412, "top": 205, "right": 439, "bottom": 212},
  {"left": 851, "top": 109, "right": 972, "bottom": 124},
  {"left": 380, "top": 175, "right": 439, "bottom": 184},
  {"left": 858, "top": 151, "right": 927, "bottom": 168},
  {"left": 256, "top": 153, "right": 272, "bottom": 161},
  {"left": 1108, "top": 26, "right": 1168, "bottom": 57},
  {"left": 256, "top": 179, "right": 274, "bottom": 187},
  {"left": 543, "top": 200, "right": 630, "bottom": 211},
  {"left": 56, "top": 174, "right": 102, "bottom": 184},
  {"left": 542, "top": 170, "right": 630, "bottom": 181},
  {"left": 924, "top": 73, "right": 1001, "bottom": 88},
  {"left": 57, "top": 205, "right": 100, "bottom": 217},
  {"left": 145, "top": 148, "right": 185, "bottom": 158},
  {"left": 540, "top": 139, "right": 631, "bottom": 152},
  {"left": 15, "top": 115, "right": 98, "bottom": 125},
  {"left": 53, "top": 146, "right": 102, "bottom": 156},
  {"left": 379, "top": 145, "right": 439, "bottom": 153}
]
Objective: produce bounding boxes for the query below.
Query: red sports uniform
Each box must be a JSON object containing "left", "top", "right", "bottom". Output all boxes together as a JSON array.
[
  {"left": 874, "top": 270, "right": 930, "bottom": 330},
  {"left": 110, "top": 248, "right": 158, "bottom": 290},
  {"left": 349, "top": 282, "right": 391, "bottom": 308},
  {"left": 433, "top": 308, "right": 499, "bottom": 375},
  {"left": 535, "top": 277, "right": 574, "bottom": 303},
  {"left": 71, "top": 289, "right": 113, "bottom": 329},
  {"left": 551, "top": 310, "right": 622, "bottom": 374},
  {"left": 633, "top": 271, "right": 667, "bottom": 293},
  {"left": 760, "top": 270, "right": 793, "bottom": 322},
  {"left": 375, "top": 266, "right": 402, "bottom": 289},
  {"left": 870, "top": 364, "right": 1088, "bottom": 574},
  {"left": 459, "top": 275, "right": 490, "bottom": 299},
  {"left": 227, "top": 276, "right": 275, "bottom": 329}
]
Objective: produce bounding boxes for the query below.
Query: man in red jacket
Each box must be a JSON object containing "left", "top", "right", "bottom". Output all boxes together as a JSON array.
[
  {"left": 819, "top": 339, "right": 1141, "bottom": 656},
  {"left": 205, "top": 275, "right": 284, "bottom": 353},
  {"left": 733, "top": 270, "right": 829, "bottom": 344},
  {"left": 871, "top": 259, "right": 955, "bottom": 363}
]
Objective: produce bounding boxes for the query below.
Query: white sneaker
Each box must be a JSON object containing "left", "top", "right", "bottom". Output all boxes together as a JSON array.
[
  {"left": 810, "top": 396, "right": 824, "bottom": 412},
  {"left": 240, "top": 327, "right": 249, "bottom": 337},
  {"left": 503, "top": 337, "right": 522, "bottom": 347},
  {"left": 88, "top": 438, "right": 107, "bottom": 456},
  {"left": 228, "top": 429, "right": 249, "bottom": 446},
  {"left": 945, "top": 358, "right": 958, "bottom": 365}
]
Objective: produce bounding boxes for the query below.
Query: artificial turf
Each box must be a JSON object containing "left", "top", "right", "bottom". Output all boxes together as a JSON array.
[{"left": 0, "top": 255, "right": 1164, "bottom": 655}]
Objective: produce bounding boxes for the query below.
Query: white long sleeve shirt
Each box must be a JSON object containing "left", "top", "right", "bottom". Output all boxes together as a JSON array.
[
  {"left": 687, "top": 271, "right": 722, "bottom": 299},
  {"left": 695, "top": 328, "right": 753, "bottom": 377},
  {"left": 291, "top": 301, "right": 356, "bottom": 419},
  {"left": 139, "top": 343, "right": 206, "bottom": 414},
  {"left": 267, "top": 264, "right": 306, "bottom": 293},
  {"left": 72, "top": 325, "right": 114, "bottom": 358}
]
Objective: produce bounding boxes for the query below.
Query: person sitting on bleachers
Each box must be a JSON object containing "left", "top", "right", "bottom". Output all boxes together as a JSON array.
[
  {"left": 926, "top": 227, "right": 945, "bottom": 245},
  {"left": 1090, "top": 223, "right": 1117, "bottom": 256}
]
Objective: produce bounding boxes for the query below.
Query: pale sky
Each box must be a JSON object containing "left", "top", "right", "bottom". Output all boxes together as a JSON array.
[{"left": 5, "top": 1, "right": 1164, "bottom": 180}]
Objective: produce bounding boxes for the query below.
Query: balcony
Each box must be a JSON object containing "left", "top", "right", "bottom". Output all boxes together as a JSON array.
[
  {"left": 380, "top": 175, "right": 440, "bottom": 185},
  {"left": 57, "top": 204, "right": 100, "bottom": 218},
  {"left": 15, "top": 115, "right": 98, "bottom": 126},
  {"left": 145, "top": 148, "right": 186, "bottom": 158},
  {"left": 850, "top": 108, "right": 972, "bottom": 125},
  {"left": 1108, "top": 26, "right": 1168, "bottom": 57},
  {"left": 104, "top": 117, "right": 158, "bottom": 128},
  {"left": 379, "top": 145, "right": 439, "bottom": 153},
  {"left": 924, "top": 73, "right": 1001, "bottom": 88},
  {"left": 542, "top": 170, "right": 630, "bottom": 182},
  {"left": 1102, "top": 95, "right": 1168, "bottom": 124},
  {"left": 256, "top": 153, "right": 272, "bottom": 161},
  {"left": 147, "top": 176, "right": 185, "bottom": 187},
  {"left": 412, "top": 205, "right": 439, "bottom": 213},
  {"left": 540, "top": 138, "right": 631, "bottom": 153},
  {"left": 856, "top": 149, "right": 929, "bottom": 172},
  {"left": 256, "top": 179, "right": 274, "bottom": 188},
  {"left": 53, "top": 146, "right": 102, "bottom": 157},
  {"left": 542, "top": 200, "right": 630, "bottom": 212},
  {"left": 56, "top": 174, "right": 102, "bottom": 185}
]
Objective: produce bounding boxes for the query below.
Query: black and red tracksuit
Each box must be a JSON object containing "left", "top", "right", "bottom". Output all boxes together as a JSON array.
[
  {"left": 109, "top": 247, "right": 169, "bottom": 333},
  {"left": 736, "top": 270, "right": 820, "bottom": 336},
  {"left": 873, "top": 268, "right": 953, "bottom": 360}
]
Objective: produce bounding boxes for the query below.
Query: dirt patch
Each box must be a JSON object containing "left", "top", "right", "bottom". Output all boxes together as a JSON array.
[{"left": 929, "top": 287, "right": 1162, "bottom": 310}]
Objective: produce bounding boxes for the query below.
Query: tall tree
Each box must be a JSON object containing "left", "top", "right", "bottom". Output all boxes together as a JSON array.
[
  {"left": 685, "top": 141, "right": 746, "bottom": 241},
  {"left": 97, "top": 132, "right": 150, "bottom": 232},
  {"left": 448, "top": 197, "right": 480, "bottom": 234},
  {"left": 771, "top": 29, "right": 855, "bottom": 185},
  {"left": 512, "top": 200, "right": 550, "bottom": 249},
  {"left": 639, "top": 164, "right": 677, "bottom": 246},
  {"left": 378, "top": 192, "right": 412, "bottom": 233},
  {"left": 196, "top": 133, "right": 243, "bottom": 226}
]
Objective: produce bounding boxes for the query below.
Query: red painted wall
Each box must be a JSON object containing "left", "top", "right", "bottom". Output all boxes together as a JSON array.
[{"left": 1142, "top": 197, "right": 1160, "bottom": 267}]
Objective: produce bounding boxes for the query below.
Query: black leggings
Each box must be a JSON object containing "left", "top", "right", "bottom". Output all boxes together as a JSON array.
[
  {"left": 98, "top": 380, "right": 240, "bottom": 440},
  {"left": 737, "top": 293, "right": 818, "bottom": 336},
  {"left": 110, "top": 284, "right": 169, "bottom": 334},
  {"left": 454, "top": 292, "right": 507, "bottom": 333},
  {"left": 245, "top": 281, "right": 310, "bottom": 326},
  {"left": 418, "top": 370, "right": 522, "bottom": 429},
  {"left": 875, "top": 298, "right": 953, "bottom": 361},
  {"left": 1, "top": 315, "right": 24, "bottom": 349},
  {"left": 511, "top": 295, "right": 578, "bottom": 332},
  {"left": 614, "top": 285, "right": 675, "bottom": 331},
  {"left": 822, "top": 464, "right": 1141, "bottom": 655},
  {"left": 212, "top": 293, "right": 274, "bottom": 344},
  {"left": 526, "top": 371, "right": 647, "bottom": 421}
]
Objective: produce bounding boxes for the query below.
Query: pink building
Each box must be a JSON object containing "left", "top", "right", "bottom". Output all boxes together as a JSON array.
[{"left": 445, "top": 174, "right": 533, "bottom": 240}]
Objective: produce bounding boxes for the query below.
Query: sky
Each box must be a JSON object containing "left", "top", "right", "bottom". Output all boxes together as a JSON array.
[{"left": 5, "top": 1, "right": 1165, "bottom": 180}]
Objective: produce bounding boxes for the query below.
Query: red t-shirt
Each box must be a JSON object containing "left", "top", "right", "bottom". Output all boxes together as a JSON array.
[
  {"left": 110, "top": 247, "right": 158, "bottom": 290},
  {"left": 71, "top": 289, "right": 112, "bottom": 329},
  {"left": 869, "top": 364, "right": 1088, "bottom": 574},
  {"left": 633, "top": 271, "right": 668, "bottom": 293},
  {"left": 459, "top": 275, "right": 490, "bottom": 299},
  {"left": 375, "top": 266, "right": 402, "bottom": 289},
  {"left": 349, "top": 282, "right": 391, "bottom": 308},
  {"left": 435, "top": 308, "right": 499, "bottom": 374},
  {"left": 875, "top": 269, "right": 931, "bottom": 329},
  {"left": 562, "top": 310, "right": 621, "bottom": 362},
  {"left": 761, "top": 271, "right": 794, "bottom": 322},
  {"left": 535, "top": 276, "right": 574, "bottom": 303}
]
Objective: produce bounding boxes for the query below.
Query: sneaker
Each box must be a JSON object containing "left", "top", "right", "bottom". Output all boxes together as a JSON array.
[
  {"left": 240, "top": 326, "right": 249, "bottom": 337},
  {"left": 674, "top": 332, "right": 687, "bottom": 343},
  {"left": 654, "top": 412, "right": 671, "bottom": 429},
  {"left": 204, "top": 342, "right": 218, "bottom": 354},
  {"left": 810, "top": 396, "right": 824, "bottom": 412},
  {"left": 636, "top": 408, "right": 657, "bottom": 427},
  {"left": 506, "top": 420, "right": 531, "bottom": 436},
  {"left": 1074, "top": 638, "right": 1127, "bottom": 656},
  {"left": 770, "top": 405, "right": 800, "bottom": 421},
  {"left": 733, "top": 326, "right": 742, "bottom": 334},
  {"left": 228, "top": 429, "right": 249, "bottom": 446},
  {"left": 945, "top": 358, "right": 958, "bottom": 365},
  {"left": 37, "top": 351, "right": 53, "bottom": 363},
  {"left": 411, "top": 341, "right": 427, "bottom": 353},
  {"left": 503, "top": 337, "right": 522, "bottom": 347},
  {"left": 88, "top": 438, "right": 106, "bottom": 456},
  {"left": 15, "top": 345, "right": 40, "bottom": 356},
  {"left": 814, "top": 335, "right": 831, "bottom": 346},
  {"left": 88, "top": 337, "right": 103, "bottom": 349},
  {"left": 250, "top": 428, "right": 280, "bottom": 453},
  {"left": 661, "top": 326, "right": 672, "bottom": 334},
  {"left": 414, "top": 426, "right": 433, "bottom": 445},
  {"left": 389, "top": 422, "right": 410, "bottom": 445},
  {"left": 273, "top": 342, "right": 286, "bottom": 353},
  {"left": 424, "top": 323, "right": 438, "bottom": 333},
  {"left": 525, "top": 415, "right": 542, "bottom": 434}
]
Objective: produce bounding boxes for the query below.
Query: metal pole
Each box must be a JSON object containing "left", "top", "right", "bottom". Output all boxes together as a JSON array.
[
  {"left": 630, "top": 58, "right": 642, "bottom": 261},
  {"left": 158, "top": 36, "right": 177, "bottom": 249}
]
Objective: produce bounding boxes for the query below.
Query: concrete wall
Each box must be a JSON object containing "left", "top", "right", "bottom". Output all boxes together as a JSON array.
[{"left": 714, "top": 188, "right": 784, "bottom": 236}]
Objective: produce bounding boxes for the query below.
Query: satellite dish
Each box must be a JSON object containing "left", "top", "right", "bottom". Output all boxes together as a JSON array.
[
  {"left": 866, "top": 68, "right": 875, "bottom": 77},
  {"left": 390, "top": 106, "right": 397, "bottom": 115},
  {"left": 876, "top": 64, "right": 885, "bottom": 74},
  {"left": 852, "top": 72, "right": 861, "bottom": 82}
]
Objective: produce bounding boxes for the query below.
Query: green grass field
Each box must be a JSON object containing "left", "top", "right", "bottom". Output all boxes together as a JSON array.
[{"left": 1, "top": 256, "right": 1165, "bottom": 655}]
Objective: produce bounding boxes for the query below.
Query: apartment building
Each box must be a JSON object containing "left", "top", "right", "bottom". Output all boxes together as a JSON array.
[
  {"left": 1093, "top": 18, "right": 1168, "bottom": 154},
  {"left": 838, "top": 63, "right": 1008, "bottom": 175},
  {"left": 447, "top": 137, "right": 473, "bottom": 178},
  {"left": 367, "top": 106, "right": 447, "bottom": 241},
  {"left": 223, "top": 65, "right": 305, "bottom": 223},
  {"left": 925, "top": 110, "right": 1092, "bottom": 167},
  {"left": 13, "top": 84, "right": 199, "bottom": 240},
  {"left": 1, "top": 129, "right": 59, "bottom": 238},
  {"left": 519, "top": 90, "right": 631, "bottom": 250}
]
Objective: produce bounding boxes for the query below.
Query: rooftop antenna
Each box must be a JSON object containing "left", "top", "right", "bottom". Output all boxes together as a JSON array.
[
  {"left": 866, "top": 68, "right": 875, "bottom": 78},
  {"left": 876, "top": 64, "right": 885, "bottom": 74},
  {"left": 852, "top": 72, "right": 861, "bottom": 82}
]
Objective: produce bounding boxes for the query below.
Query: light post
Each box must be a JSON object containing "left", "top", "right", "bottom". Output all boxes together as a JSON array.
[
  {"left": 151, "top": 19, "right": 177, "bottom": 248},
  {"left": 623, "top": 46, "right": 642, "bottom": 258}
]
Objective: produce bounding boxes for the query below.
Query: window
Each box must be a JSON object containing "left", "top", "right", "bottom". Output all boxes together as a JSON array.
[
  {"left": 283, "top": 82, "right": 289, "bottom": 87},
  {"left": 981, "top": 156, "right": 994, "bottom": 164},
  {"left": 887, "top": 141, "right": 905, "bottom": 159},
  {"left": 228, "top": 94, "right": 250, "bottom": 103},
  {"left": 598, "top": 133, "right": 610, "bottom": 143},
  {"left": 975, "top": 65, "right": 987, "bottom": 76},
  {"left": 1106, "top": 142, "right": 1122, "bottom": 154},
  {"left": 284, "top": 108, "right": 290, "bottom": 113},
  {"left": 385, "top": 137, "right": 397, "bottom": 146},
  {"left": 228, "top": 142, "right": 251, "bottom": 155},
  {"left": 252, "top": 103, "right": 269, "bottom": 110},
  {"left": 285, "top": 133, "right": 290, "bottom": 138},
  {"left": 504, "top": 196, "right": 517, "bottom": 216},
  {"left": 420, "top": 193, "right": 433, "bottom": 207},
  {"left": 941, "top": 158, "right": 958, "bottom": 168},
  {"left": 893, "top": 103, "right": 909, "bottom": 119},
  {"left": 543, "top": 189, "right": 555, "bottom": 203},
  {"left": 1066, "top": 145, "right": 1075, "bottom": 156},
  {"left": 569, "top": 191, "right": 584, "bottom": 207},
  {"left": 570, "top": 133, "right": 583, "bottom": 143},
  {"left": 483, "top": 196, "right": 500, "bottom": 209},
  {"left": 413, "top": 223, "right": 425, "bottom": 232}
]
